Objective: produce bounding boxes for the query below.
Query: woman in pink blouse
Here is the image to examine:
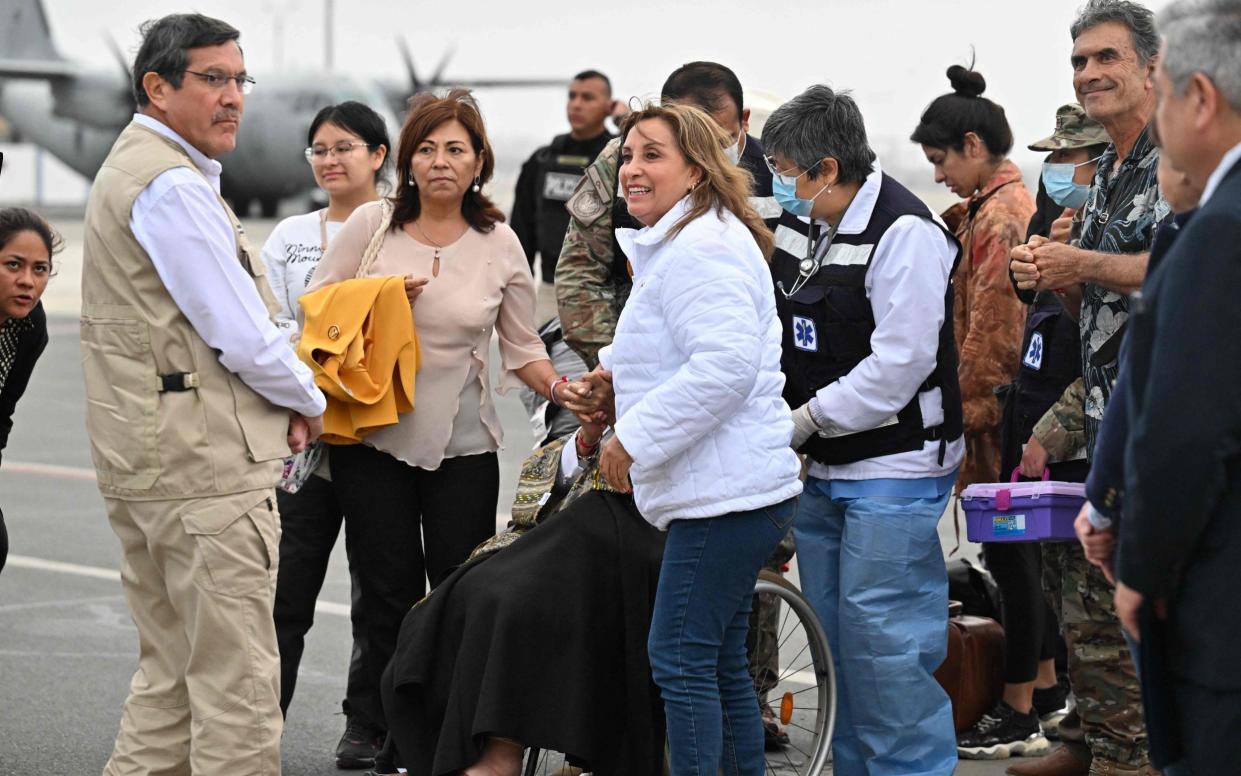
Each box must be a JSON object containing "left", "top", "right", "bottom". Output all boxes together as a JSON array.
[{"left": 307, "top": 89, "right": 578, "bottom": 744}]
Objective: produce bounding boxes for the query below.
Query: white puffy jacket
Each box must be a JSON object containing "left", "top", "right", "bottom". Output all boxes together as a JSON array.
[{"left": 601, "top": 197, "right": 802, "bottom": 529}]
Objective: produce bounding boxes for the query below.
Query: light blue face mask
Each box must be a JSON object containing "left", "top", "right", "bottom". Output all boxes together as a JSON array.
[
  {"left": 1041, "top": 155, "right": 1100, "bottom": 209},
  {"left": 769, "top": 158, "right": 829, "bottom": 218}
]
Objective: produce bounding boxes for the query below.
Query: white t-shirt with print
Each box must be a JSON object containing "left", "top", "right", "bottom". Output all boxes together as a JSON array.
[{"left": 261, "top": 209, "right": 344, "bottom": 339}]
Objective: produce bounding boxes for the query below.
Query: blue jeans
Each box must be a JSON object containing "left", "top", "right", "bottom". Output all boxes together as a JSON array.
[
  {"left": 648, "top": 497, "right": 798, "bottom": 776},
  {"left": 795, "top": 478, "right": 957, "bottom": 776}
]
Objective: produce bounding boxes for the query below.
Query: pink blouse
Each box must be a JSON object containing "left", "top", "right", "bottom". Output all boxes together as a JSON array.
[{"left": 307, "top": 200, "right": 547, "bottom": 470}]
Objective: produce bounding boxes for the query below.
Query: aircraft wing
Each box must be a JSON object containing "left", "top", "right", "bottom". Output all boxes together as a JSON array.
[
  {"left": 378, "top": 76, "right": 567, "bottom": 117},
  {"left": 0, "top": 58, "right": 77, "bottom": 80}
]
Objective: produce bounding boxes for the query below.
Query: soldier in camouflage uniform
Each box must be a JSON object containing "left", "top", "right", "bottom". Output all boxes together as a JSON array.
[
  {"left": 554, "top": 62, "right": 794, "bottom": 741},
  {"left": 1008, "top": 4, "right": 1171, "bottom": 774}
]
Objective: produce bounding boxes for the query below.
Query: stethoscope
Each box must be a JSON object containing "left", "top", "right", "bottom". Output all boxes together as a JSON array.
[{"left": 778, "top": 220, "right": 839, "bottom": 299}]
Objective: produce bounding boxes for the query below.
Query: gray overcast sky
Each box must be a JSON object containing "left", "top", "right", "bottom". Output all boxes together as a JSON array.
[{"left": 40, "top": 0, "right": 1171, "bottom": 188}]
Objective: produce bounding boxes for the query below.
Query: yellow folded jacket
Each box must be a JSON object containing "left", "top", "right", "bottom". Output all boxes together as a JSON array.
[{"left": 297, "top": 275, "right": 420, "bottom": 444}]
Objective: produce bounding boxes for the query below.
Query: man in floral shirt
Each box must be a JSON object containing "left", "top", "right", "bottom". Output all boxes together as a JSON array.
[{"left": 1009, "top": 2, "right": 1170, "bottom": 775}]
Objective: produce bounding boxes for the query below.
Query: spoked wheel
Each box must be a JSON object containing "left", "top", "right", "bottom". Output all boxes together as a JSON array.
[
  {"left": 755, "top": 569, "right": 836, "bottom": 776},
  {"left": 522, "top": 571, "right": 835, "bottom": 776}
]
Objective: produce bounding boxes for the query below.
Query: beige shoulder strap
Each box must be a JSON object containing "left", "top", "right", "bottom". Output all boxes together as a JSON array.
[{"left": 356, "top": 199, "right": 395, "bottom": 279}]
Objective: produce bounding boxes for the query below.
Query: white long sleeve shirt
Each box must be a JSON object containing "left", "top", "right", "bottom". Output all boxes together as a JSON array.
[
  {"left": 129, "top": 114, "right": 325, "bottom": 419},
  {"left": 806, "top": 161, "right": 964, "bottom": 482}
]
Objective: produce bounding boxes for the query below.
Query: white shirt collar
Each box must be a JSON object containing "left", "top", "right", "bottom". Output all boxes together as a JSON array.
[
  {"left": 132, "top": 113, "right": 224, "bottom": 185},
  {"left": 615, "top": 195, "right": 694, "bottom": 277},
  {"left": 814, "top": 158, "right": 883, "bottom": 236},
  {"left": 1198, "top": 139, "right": 1241, "bottom": 206}
]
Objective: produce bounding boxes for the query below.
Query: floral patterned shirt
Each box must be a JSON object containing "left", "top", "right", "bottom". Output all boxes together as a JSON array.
[{"left": 1077, "top": 126, "right": 1170, "bottom": 456}]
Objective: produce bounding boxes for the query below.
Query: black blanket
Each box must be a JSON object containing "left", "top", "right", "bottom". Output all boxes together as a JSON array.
[{"left": 380, "top": 490, "right": 666, "bottom": 776}]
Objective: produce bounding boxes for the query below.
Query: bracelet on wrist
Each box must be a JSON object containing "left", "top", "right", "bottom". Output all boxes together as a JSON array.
[{"left": 548, "top": 375, "right": 570, "bottom": 407}]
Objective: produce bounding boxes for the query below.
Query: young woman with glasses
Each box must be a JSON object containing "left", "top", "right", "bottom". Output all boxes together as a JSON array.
[{"left": 260, "top": 100, "right": 392, "bottom": 769}]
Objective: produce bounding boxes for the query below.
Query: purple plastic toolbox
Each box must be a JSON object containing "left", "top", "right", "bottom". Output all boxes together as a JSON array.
[{"left": 961, "top": 470, "right": 1086, "bottom": 543}]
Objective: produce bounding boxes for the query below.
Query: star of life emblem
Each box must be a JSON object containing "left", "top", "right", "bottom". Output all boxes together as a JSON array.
[
  {"left": 1023, "top": 331, "right": 1044, "bottom": 370},
  {"left": 793, "top": 316, "right": 817, "bottom": 352}
]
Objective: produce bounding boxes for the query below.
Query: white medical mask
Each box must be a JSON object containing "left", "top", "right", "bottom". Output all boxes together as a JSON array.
[{"left": 723, "top": 132, "right": 746, "bottom": 166}]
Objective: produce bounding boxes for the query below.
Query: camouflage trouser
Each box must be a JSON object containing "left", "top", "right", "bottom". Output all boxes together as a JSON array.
[
  {"left": 747, "top": 528, "right": 797, "bottom": 702},
  {"left": 1042, "top": 541, "right": 1148, "bottom": 768}
]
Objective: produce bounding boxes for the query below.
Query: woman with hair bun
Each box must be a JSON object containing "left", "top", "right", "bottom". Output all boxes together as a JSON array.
[
  {"left": 912, "top": 68, "right": 1048, "bottom": 762},
  {"left": 0, "top": 207, "right": 59, "bottom": 575}
]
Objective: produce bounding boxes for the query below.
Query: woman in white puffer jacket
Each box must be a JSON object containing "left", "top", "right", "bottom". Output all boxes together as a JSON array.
[{"left": 596, "top": 103, "right": 802, "bottom": 776}]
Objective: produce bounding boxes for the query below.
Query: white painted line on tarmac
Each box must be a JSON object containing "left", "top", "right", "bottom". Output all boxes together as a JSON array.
[
  {"left": 6, "top": 554, "right": 351, "bottom": 618},
  {"left": 3, "top": 460, "right": 98, "bottom": 481}
]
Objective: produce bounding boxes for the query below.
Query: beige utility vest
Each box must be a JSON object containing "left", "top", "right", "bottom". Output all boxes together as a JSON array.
[{"left": 81, "top": 121, "right": 291, "bottom": 501}]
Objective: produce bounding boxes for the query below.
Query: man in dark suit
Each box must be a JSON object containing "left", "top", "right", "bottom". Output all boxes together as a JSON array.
[{"left": 1114, "top": 2, "right": 1241, "bottom": 773}]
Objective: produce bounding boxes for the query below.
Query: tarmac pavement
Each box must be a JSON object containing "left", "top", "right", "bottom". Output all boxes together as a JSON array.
[{"left": 0, "top": 217, "right": 1013, "bottom": 775}]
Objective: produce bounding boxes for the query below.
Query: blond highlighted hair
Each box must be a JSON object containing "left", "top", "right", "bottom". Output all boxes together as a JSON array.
[{"left": 619, "top": 103, "right": 774, "bottom": 259}]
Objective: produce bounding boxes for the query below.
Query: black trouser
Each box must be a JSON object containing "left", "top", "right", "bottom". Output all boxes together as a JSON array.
[
  {"left": 0, "top": 506, "right": 7, "bottom": 574},
  {"left": 331, "top": 444, "right": 500, "bottom": 732},
  {"left": 273, "top": 466, "right": 370, "bottom": 719},
  {"left": 1174, "top": 678, "right": 1241, "bottom": 775},
  {"left": 982, "top": 541, "right": 1060, "bottom": 684}
]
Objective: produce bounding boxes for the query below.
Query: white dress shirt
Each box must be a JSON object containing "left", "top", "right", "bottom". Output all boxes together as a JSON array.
[
  {"left": 129, "top": 114, "right": 325, "bottom": 418},
  {"left": 1198, "top": 139, "right": 1241, "bottom": 206},
  {"left": 806, "top": 161, "right": 965, "bottom": 482}
]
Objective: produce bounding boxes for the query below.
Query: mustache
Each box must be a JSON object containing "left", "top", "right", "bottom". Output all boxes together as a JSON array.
[{"left": 212, "top": 110, "right": 241, "bottom": 123}]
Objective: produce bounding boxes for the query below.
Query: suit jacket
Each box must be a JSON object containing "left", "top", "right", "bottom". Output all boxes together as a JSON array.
[
  {"left": 0, "top": 302, "right": 48, "bottom": 465},
  {"left": 1119, "top": 158, "right": 1241, "bottom": 690}
]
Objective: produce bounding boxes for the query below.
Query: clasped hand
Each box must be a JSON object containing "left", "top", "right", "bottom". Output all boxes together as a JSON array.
[{"left": 1009, "top": 234, "right": 1084, "bottom": 292}]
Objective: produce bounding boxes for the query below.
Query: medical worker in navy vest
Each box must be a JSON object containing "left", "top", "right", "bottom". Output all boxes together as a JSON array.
[{"left": 762, "top": 85, "right": 965, "bottom": 776}]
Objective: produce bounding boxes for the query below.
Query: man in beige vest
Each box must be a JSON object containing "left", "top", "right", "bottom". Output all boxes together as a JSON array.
[{"left": 81, "top": 14, "right": 326, "bottom": 775}]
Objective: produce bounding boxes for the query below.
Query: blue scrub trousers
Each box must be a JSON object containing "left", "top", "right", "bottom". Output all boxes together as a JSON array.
[{"left": 795, "top": 477, "right": 957, "bottom": 776}]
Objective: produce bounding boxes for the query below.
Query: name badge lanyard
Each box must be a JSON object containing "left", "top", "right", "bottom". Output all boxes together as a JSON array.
[{"left": 779, "top": 221, "right": 838, "bottom": 299}]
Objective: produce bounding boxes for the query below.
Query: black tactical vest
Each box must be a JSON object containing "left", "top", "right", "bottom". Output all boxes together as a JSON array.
[
  {"left": 536, "top": 133, "right": 612, "bottom": 267},
  {"left": 772, "top": 174, "right": 964, "bottom": 466}
]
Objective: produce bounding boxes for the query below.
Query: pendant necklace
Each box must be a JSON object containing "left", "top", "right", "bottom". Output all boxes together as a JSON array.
[{"left": 414, "top": 220, "right": 444, "bottom": 277}]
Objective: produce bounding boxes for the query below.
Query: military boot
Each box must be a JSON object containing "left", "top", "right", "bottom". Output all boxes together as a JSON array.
[{"left": 1086, "top": 760, "right": 1153, "bottom": 776}]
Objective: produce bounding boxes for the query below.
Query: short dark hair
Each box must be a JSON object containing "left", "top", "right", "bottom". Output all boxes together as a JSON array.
[
  {"left": 132, "top": 14, "right": 241, "bottom": 107},
  {"left": 762, "top": 85, "right": 876, "bottom": 185},
  {"left": 661, "top": 61, "right": 744, "bottom": 120},
  {"left": 1070, "top": 0, "right": 1161, "bottom": 64},
  {"left": 572, "top": 69, "right": 612, "bottom": 96},
  {"left": 308, "top": 101, "right": 392, "bottom": 186},
  {"left": 0, "top": 207, "right": 63, "bottom": 267},
  {"left": 910, "top": 65, "right": 1014, "bottom": 157}
]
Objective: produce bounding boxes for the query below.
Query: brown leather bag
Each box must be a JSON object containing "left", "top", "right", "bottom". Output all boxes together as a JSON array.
[{"left": 934, "top": 614, "right": 1006, "bottom": 732}]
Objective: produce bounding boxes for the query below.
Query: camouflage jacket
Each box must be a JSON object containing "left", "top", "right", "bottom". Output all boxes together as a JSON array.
[
  {"left": 555, "top": 137, "right": 629, "bottom": 369},
  {"left": 941, "top": 161, "right": 1035, "bottom": 487},
  {"left": 1031, "top": 376, "right": 1088, "bottom": 463}
]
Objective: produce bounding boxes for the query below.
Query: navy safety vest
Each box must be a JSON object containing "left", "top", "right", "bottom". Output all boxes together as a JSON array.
[{"left": 772, "top": 174, "right": 964, "bottom": 466}]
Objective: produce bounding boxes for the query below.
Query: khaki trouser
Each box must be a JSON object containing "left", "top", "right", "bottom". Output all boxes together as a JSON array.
[{"left": 102, "top": 490, "right": 283, "bottom": 776}]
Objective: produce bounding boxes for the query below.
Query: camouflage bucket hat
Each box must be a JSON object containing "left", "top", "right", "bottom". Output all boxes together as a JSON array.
[{"left": 1028, "top": 103, "right": 1111, "bottom": 151}]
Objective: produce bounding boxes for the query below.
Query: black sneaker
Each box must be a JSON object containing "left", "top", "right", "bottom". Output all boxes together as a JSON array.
[
  {"left": 1033, "top": 683, "right": 1073, "bottom": 740},
  {"left": 336, "top": 715, "right": 383, "bottom": 770},
  {"left": 957, "top": 701, "right": 1051, "bottom": 760}
]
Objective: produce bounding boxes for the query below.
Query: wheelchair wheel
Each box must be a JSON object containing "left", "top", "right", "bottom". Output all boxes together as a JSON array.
[
  {"left": 754, "top": 569, "right": 836, "bottom": 776},
  {"left": 521, "top": 570, "right": 835, "bottom": 776}
]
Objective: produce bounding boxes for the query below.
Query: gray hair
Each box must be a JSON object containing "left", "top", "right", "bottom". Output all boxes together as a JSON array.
[
  {"left": 1071, "top": 1, "right": 1161, "bottom": 64},
  {"left": 760, "top": 85, "right": 876, "bottom": 185},
  {"left": 132, "top": 14, "right": 241, "bottom": 107},
  {"left": 1158, "top": 0, "right": 1241, "bottom": 111}
]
